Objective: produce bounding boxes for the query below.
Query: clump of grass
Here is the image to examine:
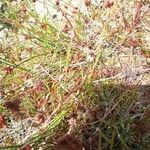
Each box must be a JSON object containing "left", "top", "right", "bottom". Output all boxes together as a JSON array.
[{"left": 0, "top": 0, "right": 149, "bottom": 149}]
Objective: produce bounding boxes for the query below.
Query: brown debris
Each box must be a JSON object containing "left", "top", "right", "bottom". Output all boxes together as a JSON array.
[{"left": 56, "top": 134, "right": 83, "bottom": 150}]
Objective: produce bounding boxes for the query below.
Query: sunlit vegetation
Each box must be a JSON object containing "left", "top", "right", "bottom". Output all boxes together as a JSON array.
[{"left": 0, "top": 0, "right": 149, "bottom": 149}]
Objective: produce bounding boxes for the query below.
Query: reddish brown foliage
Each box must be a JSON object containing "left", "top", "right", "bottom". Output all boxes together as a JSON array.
[{"left": 4, "top": 100, "right": 20, "bottom": 112}]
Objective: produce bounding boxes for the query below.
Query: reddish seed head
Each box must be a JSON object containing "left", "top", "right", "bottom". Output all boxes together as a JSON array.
[
  {"left": 20, "top": 144, "right": 32, "bottom": 150},
  {"left": 105, "top": 1, "right": 114, "bottom": 8},
  {"left": 63, "top": 24, "right": 70, "bottom": 33},
  {"left": 32, "top": 81, "right": 44, "bottom": 93},
  {"left": 56, "top": 0, "right": 60, "bottom": 6},
  {"left": 23, "top": 73, "right": 32, "bottom": 80},
  {"left": 35, "top": 112, "right": 45, "bottom": 124},
  {"left": 41, "top": 23, "right": 48, "bottom": 29},
  {"left": 72, "top": 7, "right": 78, "bottom": 14},
  {"left": 4, "top": 66, "right": 13, "bottom": 74},
  {"left": 21, "top": 5, "right": 27, "bottom": 13},
  {"left": 84, "top": 18, "right": 90, "bottom": 24},
  {"left": 24, "top": 35, "right": 32, "bottom": 40},
  {"left": 27, "top": 47, "right": 33, "bottom": 53},
  {"left": 37, "top": 99, "right": 48, "bottom": 108},
  {"left": 128, "top": 38, "right": 138, "bottom": 47},
  {"left": 84, "top": 0, "right": 91, "bottom": 7},
  {"left": 0, "top": 114, "right": 5, "bottom": 128}
]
